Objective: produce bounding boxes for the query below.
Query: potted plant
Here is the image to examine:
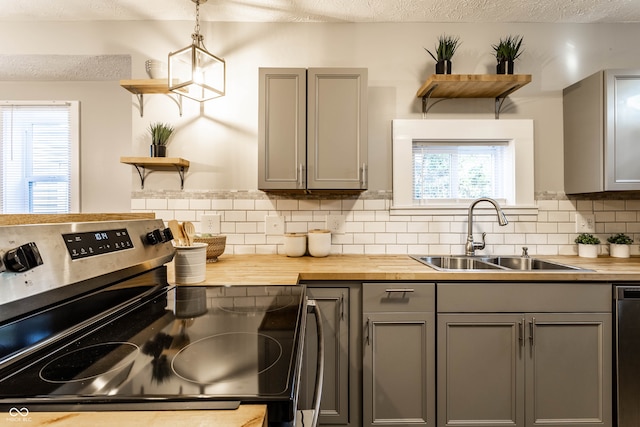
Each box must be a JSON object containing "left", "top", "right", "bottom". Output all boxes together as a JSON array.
[
  {"left": 607, "top": 233, "right": 633, "bottom": 258},
  {"left": 148, "top": 122, "right": 175, "bottom": 157},
  {"left": 425, "top": 34, "right": 460, "bottom": 74},
  {"left": 574, "top": 233, "right": 600, "bottom": 258},
  {"left": 492, "top": 35, "right": 524, "bottom": 74}
]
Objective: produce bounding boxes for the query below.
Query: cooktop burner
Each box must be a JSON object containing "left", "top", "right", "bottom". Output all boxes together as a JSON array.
[
  {"left": 172, "top": 332, "right": 283, "bottom": 386},
  {"left": 39, "top": 342, "right": 140, "bottom": 384}
]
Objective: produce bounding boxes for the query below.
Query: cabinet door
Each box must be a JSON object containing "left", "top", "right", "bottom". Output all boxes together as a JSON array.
[
  {"left": 437, "top": 314, "right": 525, "bottom": 427},
  {"left": 301, "top": 287, "right": 350, "bottom": 425},
  {"left": 258, "top": 68, "right": 306, "bottom": 190},
  {"left": 363, "top": 312, "right": 435, "bottom": 427},
  {"left": 525, "top": 313, "right": 612, "bottom": 427},
  {"left": 605, "top": 70, "right": 640, "bottom": 191},
  {"left": 307, "top": 68, "right": 368, "bottom": 190}
]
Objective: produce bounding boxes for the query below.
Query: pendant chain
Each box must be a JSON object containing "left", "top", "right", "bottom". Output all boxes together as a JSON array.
[{"left": 191, "top": 1, "right": 204, "bottom": 46}]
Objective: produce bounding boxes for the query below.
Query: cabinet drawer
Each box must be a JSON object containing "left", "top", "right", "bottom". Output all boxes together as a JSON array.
[
  {"left": 363, "top": 282, "right": 435, "bottom": 313},
  {"left": 437, "top": 282, "right": 612, "bottom": 313}
]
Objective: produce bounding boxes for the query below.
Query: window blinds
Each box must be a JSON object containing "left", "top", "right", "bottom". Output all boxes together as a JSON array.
[{"left": 1, "top": 102, "right": 73, "bottom": 213}]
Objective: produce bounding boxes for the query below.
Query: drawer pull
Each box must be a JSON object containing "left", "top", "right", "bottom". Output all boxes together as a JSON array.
[{"left": 385, "top": 288, "right": 415, "bottom": 294}]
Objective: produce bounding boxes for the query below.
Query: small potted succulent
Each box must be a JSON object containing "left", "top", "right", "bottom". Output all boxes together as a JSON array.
[
  {"left": 574, "top": 233, "right": 600, "bottom": 258},
  {"left": 492, "top": 35, "right": 524, "bottom": 74},
  {"left": 425, "top": 34, "right": 460, "bottom": 74},
  {"left": 148, "top": 122, "right": 175, "bottom": 157},
  {"left": 607, "top": 233, "right": 633, "bottom": 258}
]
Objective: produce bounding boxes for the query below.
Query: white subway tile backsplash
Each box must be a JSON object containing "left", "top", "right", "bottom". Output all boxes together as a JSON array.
[
  {"left": 189, "top": 199, "right": 211, "bottom": 210},
  {"left": 146, "top": 198, "right": 168, "bottom": 210},
  {"left": 138, "top": 191, "right": 640, "bottom": 257},
  {"left": 233, "top": 199, "right": 255, "bottom": 210}
]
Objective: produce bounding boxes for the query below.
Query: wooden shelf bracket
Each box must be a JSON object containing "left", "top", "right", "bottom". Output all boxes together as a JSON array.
[
  {"left": 120, "top": 157, "right": 190, "bottom": 190},
  {"left": 416, "top": 74, "right": 532, "bottom": 119},
  {"left": 120, "top": 79, "right": 184, "bottom": 117}
]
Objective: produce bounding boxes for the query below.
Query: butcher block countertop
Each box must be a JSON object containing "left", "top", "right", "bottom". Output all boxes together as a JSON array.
[
  {"left": 29, "top": 406, "right": 267, "bottom": 427},
  {"left": 174, "top": 254, "right": 640, "bottom": 285}
]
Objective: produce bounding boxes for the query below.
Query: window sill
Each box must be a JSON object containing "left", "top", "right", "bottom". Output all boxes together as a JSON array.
[{"left": 390, "top": 204, "right": 539, "bottom": 217}]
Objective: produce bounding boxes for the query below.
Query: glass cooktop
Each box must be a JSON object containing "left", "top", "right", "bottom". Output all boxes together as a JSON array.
[{"left": 0, "top": 281, "right": 306, "bottom": 417}]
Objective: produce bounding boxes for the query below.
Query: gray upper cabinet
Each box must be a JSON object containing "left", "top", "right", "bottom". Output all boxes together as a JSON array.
[
  {"left": 258, "top": 67, "right": 368, "bottom": 191},
  {"left": 564, "top": 69, "right": 640, "bottom": 193},
  {"left": 362, "top": 283, "right": 436, "bottom": 427}
]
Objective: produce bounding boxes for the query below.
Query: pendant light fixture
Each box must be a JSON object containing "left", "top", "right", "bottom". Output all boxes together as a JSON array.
[{"left": 168, "top": 0, "right": 226, "bottom": 102}]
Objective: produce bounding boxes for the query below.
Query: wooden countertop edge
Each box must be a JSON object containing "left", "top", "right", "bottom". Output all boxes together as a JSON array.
[
  {"left": 28, "top": 405, "right": 267, "bottom": 426},
  {"left": 191, "top": 254, "right": 640, "bottom": 284}
]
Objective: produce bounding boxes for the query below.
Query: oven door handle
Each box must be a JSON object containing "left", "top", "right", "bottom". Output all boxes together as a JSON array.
[{"left": 307, "top": 299, "right": 324, "bottom": 427}]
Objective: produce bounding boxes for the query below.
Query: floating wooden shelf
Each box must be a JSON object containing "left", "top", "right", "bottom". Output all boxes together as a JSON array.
[
  {"left": 120, "top": 157, "right": 190, "bottom": 189},
  {"left": 119, "top": 79, "right": 183, "bottom": 117},
  {"left": 416, "top": 74, "right": 532, "bottom": 118}
]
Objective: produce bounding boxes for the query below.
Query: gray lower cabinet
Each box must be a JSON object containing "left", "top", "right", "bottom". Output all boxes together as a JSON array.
[
  {"left": 300, "top": 284, "right": 361, "bottom": 426},
  {"left": 437, "top": 283, "right": 612, "bottom": 427},
  {"left": 362, "top": 283, "right": 436, "bottom": 427}
]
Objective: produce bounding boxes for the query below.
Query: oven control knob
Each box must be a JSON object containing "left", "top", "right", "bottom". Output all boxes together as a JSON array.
[
  {"left": 4, "top": 242, "right": 43, "bottom": 272},
  {"left": 146, "top": 228, "right": 173, "bottom": 245}
]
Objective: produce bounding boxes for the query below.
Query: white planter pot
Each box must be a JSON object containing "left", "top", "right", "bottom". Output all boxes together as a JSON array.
[
  {"left": 577, "top": 244, "right": 599, "bottom": 258},
  {"left": 609, "top": 243, "right": 630, "bottom": 258}
]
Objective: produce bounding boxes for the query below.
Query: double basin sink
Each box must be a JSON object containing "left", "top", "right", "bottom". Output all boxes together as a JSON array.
[{"left": 411, "top": 255, "right": 591, "bottom": 271}]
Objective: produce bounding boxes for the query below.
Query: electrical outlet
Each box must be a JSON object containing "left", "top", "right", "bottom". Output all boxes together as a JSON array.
[
  {"left": 575, "top": 212, "right": 596, "bottom": 233},
  {"left": 325, "top": 214, "right": 345, "bottom": 234},
  {"left": 265, "top": 216, "right": 285, "bottom": 235},
  {"left": 201, "top": 214, "right": 221, "bottom": 235}
]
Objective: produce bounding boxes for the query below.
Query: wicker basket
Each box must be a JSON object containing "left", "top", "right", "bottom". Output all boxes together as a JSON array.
[{"left": 193, "top": 235, "right": 226, "bottom": 263}]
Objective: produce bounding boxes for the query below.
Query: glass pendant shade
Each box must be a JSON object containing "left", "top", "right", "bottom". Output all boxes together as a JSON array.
[{"left": 168, "top": 43, "right": 225, "bottom": 102}]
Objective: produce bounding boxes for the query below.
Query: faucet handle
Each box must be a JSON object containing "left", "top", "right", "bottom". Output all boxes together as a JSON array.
[
  {"left": 472, "top": 232, "right": 487, "bottom": 252},
  {"left": 521, "top": 247, "right": 529, "bottom": 258}
]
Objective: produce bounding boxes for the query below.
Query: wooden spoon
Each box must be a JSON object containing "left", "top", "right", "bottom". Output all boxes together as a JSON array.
[
  {"left": 168, "top": 220, "right": 185, "bottom": 246},
  {"left": 182, "top": 221, "right": 195, "bottom": 246}
]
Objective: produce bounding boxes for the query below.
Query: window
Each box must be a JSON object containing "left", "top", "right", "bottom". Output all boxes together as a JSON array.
[
  {"left": 392, "top": 119, "right": 535, "bottom": 214},
  {"left": 0, "top": 101, "right": 79, "bottom": 213},
  {"left": 412, "top": 142, "right": 510, "bottom": 202}
]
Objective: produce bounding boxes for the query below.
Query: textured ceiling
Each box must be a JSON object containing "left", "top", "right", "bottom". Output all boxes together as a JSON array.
[{"left": 1, "top": 0, "right": 639, "bottom": 23}]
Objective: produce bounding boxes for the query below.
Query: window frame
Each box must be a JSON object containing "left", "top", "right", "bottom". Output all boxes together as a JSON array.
[
  {"left": 1, "top": 100, "right": 80, "bottom": 213},
  {"left": 392, "top": 119, "right": 536, "bottom": 216}
]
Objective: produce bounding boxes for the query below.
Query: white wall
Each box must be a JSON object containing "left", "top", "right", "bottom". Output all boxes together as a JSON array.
[{"left": 2, "top": 20, "right": 640, "bottom": 202}]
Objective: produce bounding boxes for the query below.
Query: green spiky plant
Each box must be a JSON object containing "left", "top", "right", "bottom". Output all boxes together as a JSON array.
[
  {"left": 492, "top": 35, "right": 524, "bottom": 63},
  {"left": 425, "top": 34, "right": 461, "bottom": 62},
  {"left": 148, "top": 122, "right": 175, "bottom": 146}
]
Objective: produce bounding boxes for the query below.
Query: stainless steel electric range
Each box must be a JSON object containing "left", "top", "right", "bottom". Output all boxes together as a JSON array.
[{"left": 0, "top": 219, "right": 321, "bottom": 427}]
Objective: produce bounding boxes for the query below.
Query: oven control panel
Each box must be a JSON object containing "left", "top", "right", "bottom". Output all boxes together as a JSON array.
[
  {"left": 62, "top": 228, "right": 134, "bottom": 260},
  {"left": 0, "top": 219, "right": 176, "bottom": 312}
]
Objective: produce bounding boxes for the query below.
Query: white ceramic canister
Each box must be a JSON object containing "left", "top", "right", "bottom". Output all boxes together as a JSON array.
[
  {"left": 308, "top": 229, "right": 331, "bottom": 257},
  {"left": 174, "top": 242, "right": 208, "bottom": 284},
  {"left": 284, "top": 233, "right": 307, "bottom": 257}
]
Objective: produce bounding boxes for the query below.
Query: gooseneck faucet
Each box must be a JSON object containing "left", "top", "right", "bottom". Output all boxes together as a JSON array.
[{"left": 465, "top": 197, "right": 509, "bottom": 256}]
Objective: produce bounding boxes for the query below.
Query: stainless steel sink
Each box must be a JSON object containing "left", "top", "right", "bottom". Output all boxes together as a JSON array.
[
  {"left": 411, "top": 256, "right": 506, "bottom": 271},
  {"left": 410, "top": 255, "right": 591, "bottom": 271},
  {"left": 487, "top": 256, "right": 588, "bottom": 271}
]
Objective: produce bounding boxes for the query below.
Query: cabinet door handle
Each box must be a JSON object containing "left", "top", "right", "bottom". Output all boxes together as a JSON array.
[
  {"left": 297, "top": 164, "right": 304, "bottom": 188},
  {"left": 518, "top": 318, "right": 525, "bottom": 348},
  {"left": 361, "top": 163, "right": 368, "bottom": 188},
  {"left": 385, "top": 288, "right": 415, "bottom": 294},
  {"left": 365, "top": 317, "right": 371, "bottom": 346},
  {"left": 340, "top": 294, "right": 345, "bottom": 321},
  {"left": 528, "top": 317, "right": 536, "bottom": 347}
]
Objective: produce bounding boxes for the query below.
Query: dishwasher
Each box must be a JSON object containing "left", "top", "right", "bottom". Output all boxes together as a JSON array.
[{"left": 615, "top": 285, "right": 640, "bottom": 427}]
